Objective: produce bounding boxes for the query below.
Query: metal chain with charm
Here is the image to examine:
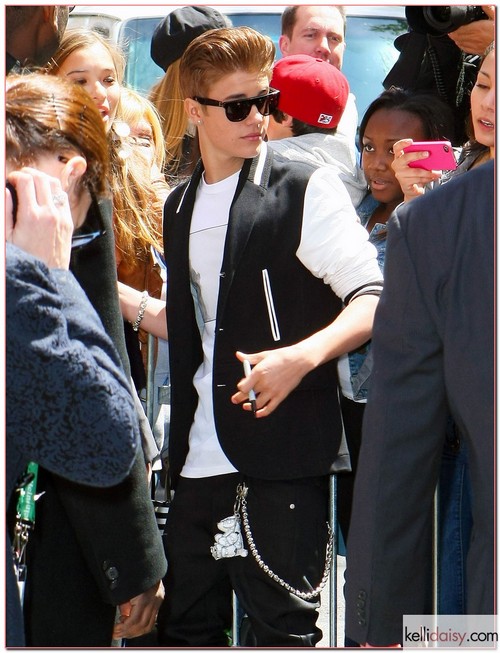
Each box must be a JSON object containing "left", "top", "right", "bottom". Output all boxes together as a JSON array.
[
  {"left": 236, "top": 482, "right": 334, "bottom": 600},
  {"left": 211, "top": 484, "right": 248, "bottom": 560}
]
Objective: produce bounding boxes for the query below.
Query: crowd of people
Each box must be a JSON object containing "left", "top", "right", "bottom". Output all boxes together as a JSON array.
[{"left": 5, "top": 3, "right": 495, "bottom": 648}]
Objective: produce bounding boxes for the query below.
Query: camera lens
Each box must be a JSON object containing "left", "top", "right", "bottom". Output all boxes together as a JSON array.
[
  {"left": 424, "top": 6, "right": 470, "bottom": 34},
  {"left": 406, "top": 5, "right": 487, "bottom": 36},
  {"left": 429, "top": 7, "right": 451, "bottom": 23}
]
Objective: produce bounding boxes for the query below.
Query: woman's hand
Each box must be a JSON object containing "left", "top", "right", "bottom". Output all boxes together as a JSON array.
[
  {"left": 117, "top": 281, "right": 168, "bottom": 340},
  {"left": 6, "top": 167, "right": 73, "bottom": 269},
  {"left": 391, "top": 140, "right": 442, "bottom": 203}
]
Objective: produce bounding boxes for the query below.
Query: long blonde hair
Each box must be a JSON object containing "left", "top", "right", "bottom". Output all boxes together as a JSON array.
[
  {"left": 45, "top": 28, "right": 125, "bottom": 81},
  {"left": 47, "top": 30, "right": 165, "bottom": 269},
  {"left": 149, "top": 59, "right": 192, "bottom": 182},
  {"left": 112, "top": 88, "right": 166, "bottom": 268},
  {"left": 119, "top": 87, "right": 166, "bottom": 173}
]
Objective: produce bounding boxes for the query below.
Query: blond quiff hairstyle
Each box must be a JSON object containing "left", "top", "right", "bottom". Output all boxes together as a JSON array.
[{"left": 179, "top": 27, "right": 275, "bottom": 100}]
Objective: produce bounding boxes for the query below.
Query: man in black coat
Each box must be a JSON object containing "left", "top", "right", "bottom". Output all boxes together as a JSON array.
[
  {"left": 345, "top": 161, "right": 495, "bottom": 646},
  {"left": 23, "top": 200, "right": 167, "bottom": 646}
]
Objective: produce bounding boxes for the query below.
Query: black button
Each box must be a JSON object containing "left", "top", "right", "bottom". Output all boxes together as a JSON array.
[{"left": 105, "top": 566, "right": 119, "bottom": 581}]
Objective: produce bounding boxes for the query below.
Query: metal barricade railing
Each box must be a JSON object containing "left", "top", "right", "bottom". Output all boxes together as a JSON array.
[
  {"left": 329, "top": 474, "right": 338, "bottom": 647},
  {"left": 146, "top": 333, "right": 156, "bottom": 427}
]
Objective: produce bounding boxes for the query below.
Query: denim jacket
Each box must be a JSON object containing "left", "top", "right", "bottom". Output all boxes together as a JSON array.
[
  {"left": 342, "top": 193, "right": 387, "bottom": 401},
  {"left": 357, "top": 193, "right": 387, "bottom": 273}
]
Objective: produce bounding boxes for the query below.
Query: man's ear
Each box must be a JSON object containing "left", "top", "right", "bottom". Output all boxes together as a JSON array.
[
  {"left": 60, "top": 155, "right": 87, "bottom": 194},
  {"left": 266, "top": 113, "right": 293, "bottom": 141},
  {"left": 185, "top": 97, "right": 204, "bottom": 126},
  {"left": 42, "top": 6, "right": 58, "bottom": 30},
  {"left": 278, "top": 34, "right": 290, "bottom": 57}
]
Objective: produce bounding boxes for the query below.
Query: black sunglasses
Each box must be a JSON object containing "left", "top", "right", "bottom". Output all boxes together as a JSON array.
[{"left": 193, "top": 88, "right": 280, "bottom": 122}]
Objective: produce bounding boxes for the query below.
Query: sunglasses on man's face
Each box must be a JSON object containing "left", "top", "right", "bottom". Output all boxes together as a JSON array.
[{"left": 193, "top": 88, "right": 280, "bottom": 123}]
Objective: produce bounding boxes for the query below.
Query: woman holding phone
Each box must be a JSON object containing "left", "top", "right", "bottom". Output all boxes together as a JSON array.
[
  {"left": 6, "top": 72, "right": 143, "bottom": 646},
  {"left": 392, "top": 42, "right": 495, "bottom": 200}
]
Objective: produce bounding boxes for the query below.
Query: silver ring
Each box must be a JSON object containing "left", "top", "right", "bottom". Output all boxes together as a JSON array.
[{"left": 52, "top": 192, "right": 66, "bottom": 207}]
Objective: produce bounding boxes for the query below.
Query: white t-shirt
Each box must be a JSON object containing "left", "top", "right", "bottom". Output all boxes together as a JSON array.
[{"left": 182, "top": 171, "right": 239, "bottom": 478}]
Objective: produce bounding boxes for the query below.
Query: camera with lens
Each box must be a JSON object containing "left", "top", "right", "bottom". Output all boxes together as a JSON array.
[{"left": 406, "top": 6, "right": 488, "bottom": 36}]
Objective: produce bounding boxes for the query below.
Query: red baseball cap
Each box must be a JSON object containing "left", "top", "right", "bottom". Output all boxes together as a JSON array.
[{"left": 271, "top": 55, "right": 349, "bottom": 129}]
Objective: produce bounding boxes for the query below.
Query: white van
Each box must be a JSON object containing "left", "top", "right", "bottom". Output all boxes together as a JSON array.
[{"left": 69, "top": 5, "right": 407, "bottom": 123}]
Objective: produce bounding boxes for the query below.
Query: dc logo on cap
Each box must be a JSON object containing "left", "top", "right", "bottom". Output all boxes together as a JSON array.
[{"left": 318, "top": 114, "right": 333, "bottom": 125}]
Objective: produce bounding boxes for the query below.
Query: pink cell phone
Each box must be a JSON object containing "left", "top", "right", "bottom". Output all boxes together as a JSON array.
[{"left": 404, "top": 141, "right": 457, "bottom": 171}]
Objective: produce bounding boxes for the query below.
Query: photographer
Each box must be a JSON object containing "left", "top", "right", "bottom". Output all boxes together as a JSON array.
[{"left": 383, "top": 5, "right": 494, "bottom": 145}]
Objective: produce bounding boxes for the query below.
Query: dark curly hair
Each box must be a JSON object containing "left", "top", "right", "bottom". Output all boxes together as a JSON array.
[{"left": 359, "top": 86, "right": 456, "bottom": 156}]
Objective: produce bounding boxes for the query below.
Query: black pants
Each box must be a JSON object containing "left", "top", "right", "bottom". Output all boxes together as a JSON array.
[{"left": 157, "top": 473, "right": 329, "bottom": 647}]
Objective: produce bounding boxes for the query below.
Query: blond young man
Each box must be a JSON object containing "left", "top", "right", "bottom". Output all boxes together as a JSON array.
[{"left": 150, "top": 26, "right": 382, "bottom": 646}]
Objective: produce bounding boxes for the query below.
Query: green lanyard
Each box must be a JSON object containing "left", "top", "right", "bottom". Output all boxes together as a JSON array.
[
  {"left": 16, "top": 461, "right": 39, "bottom": 523},
  {"left": 13, "top": 462, "right": 39, "bottom": 603}
]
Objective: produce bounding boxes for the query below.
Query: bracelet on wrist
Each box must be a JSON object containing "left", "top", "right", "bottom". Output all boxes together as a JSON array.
[{"left": 131, "top": 290, "right": 149, "bottom": 332}]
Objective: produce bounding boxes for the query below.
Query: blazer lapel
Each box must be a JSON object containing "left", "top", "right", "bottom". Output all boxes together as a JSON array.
[
  {"left": 165, "top": 162, "right": 203, "bottom": 280},
  {"left": 164, "top": 163, "right": 204, "bottom": 350}
]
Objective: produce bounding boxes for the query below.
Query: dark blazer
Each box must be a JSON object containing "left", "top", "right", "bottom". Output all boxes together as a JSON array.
[
  {"left": 164, "top": 145, "right": 364, "bottom": 486},
  {"left": 345, "top": 161, "right": 495, "bottom": 646},
  {"left": 23, "top": 199, "right": 167, "bottom": 646}
]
